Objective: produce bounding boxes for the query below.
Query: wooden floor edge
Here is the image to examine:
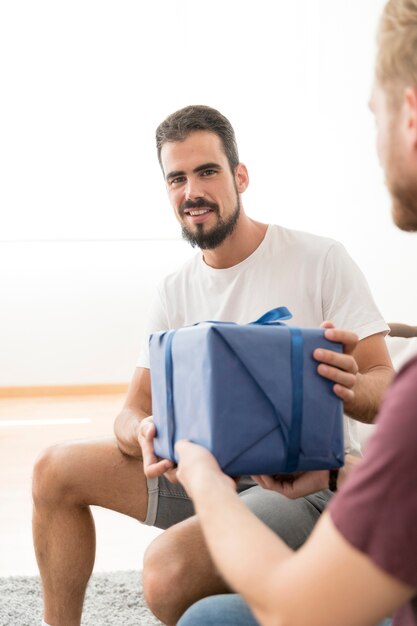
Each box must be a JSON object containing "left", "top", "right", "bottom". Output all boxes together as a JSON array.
[{"left": 0, "top": 384, "right": 129, "bottom": 398}]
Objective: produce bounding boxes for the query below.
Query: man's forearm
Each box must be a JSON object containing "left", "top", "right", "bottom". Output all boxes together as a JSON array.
[
  {"left": 191, "top": 473, "right": 409, "bottom": 626},
  {"left": 191, "top": 474, "right": 293, "bottom": 618},
  {"left": 345, "top": 365, "right": 394, "bottom": 423},
  {"left": 177, "top": 442, "right": 411, "bottom": 626}
]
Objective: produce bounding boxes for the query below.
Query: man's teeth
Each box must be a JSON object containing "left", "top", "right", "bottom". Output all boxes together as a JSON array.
[{"left": 188, "top": 209, "right": 210, "bottom": 216}]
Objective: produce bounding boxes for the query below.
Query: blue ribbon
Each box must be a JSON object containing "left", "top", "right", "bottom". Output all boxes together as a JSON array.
[
  {"left": 285, "top": 327, "right": 303, "bottom": 472},
  {"left": 161, "top": 307, "right": 304, "bottom": 469},
  {"left": 163, "top": 329, "right": 177, "bottom": 460},
  {"left": 251, "top": 306, "right": 292, "bottom": 325}
]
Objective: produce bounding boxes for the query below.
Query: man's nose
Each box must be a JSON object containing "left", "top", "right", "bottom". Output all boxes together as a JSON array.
[{"left": 184, "top": 177, "right": 204, "bottom": 201}]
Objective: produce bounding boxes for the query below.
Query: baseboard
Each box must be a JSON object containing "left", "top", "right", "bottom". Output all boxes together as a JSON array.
[{"left": 0, "top": 384, "right": 129, "bottom": 398}]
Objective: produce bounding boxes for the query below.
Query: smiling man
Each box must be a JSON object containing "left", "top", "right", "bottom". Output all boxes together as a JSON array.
[
  {"left": 32, "top": 105, "right": 393, "bottom": 626},
  {"left": 158, "top": 119, "right": 259, "bottom": 270},
  {"left": 165, "top": 133, "right": 243, "bottom": 252}
]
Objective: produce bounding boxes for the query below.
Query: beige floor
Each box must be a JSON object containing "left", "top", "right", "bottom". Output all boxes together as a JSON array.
[{"left": 0, "top": 394, "right": 162, "bottom": 577}]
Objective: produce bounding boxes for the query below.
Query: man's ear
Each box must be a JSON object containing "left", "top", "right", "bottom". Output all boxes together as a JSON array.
[
  {"left": 234, "top": 163, "right": 249, "bottom": 193},
  {"left": 404, "top": 86, "right": 417, "bottom": 149}
]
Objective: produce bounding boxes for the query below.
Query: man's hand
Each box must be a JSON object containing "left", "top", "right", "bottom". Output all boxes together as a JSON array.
[
  {"left": 252, "top": 455, "right": 363, "bottom": 499},
  {"left": 314, "top": 321, "right": 360, "bottom": 408},
  {"left": 114, "top": 368, "right": 177, "bottom": 481},
  {"left": 175, "top": 440, "right": 237, "bottom": 498},
  {"left": 252, "top": 470, "right": 330, "bottom": 499},
  {"left": 138, "top": 416, "right": 177, "bottom": 481}
]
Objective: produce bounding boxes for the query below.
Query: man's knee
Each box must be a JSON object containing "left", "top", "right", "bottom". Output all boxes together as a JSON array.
[
  {"left": 143, "top": 519, "right": 228, "bottom": 624},
  {"left": 32, "top": 443, "right": 79, "bottom": 508},
  {"left": 142, "top": 531, "right": 187, "bottom": 621}
]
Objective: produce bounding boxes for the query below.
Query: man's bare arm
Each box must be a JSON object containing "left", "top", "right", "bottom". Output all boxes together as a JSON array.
[
  {"left": 114, "top": 367, "right": 152, "bottom": 458},
  {"left": 114, "top": 367, "right": 175, "bottom": 477},
  {"left": 176, "top": 441, "right": 413, "bottom": 626},
  {"left": 388, "top": 322, "right": 417, "bottom": 338}
]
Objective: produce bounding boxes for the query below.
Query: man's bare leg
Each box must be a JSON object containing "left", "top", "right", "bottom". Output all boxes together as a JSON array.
[
  {"left": 143, "top": 485, "right": 327, "bottom": 625},
  {"left": 32, "top": 437, "right": 148, "bottom": 626},
  {"left": 143, "top": 516, "right": 230, "bottom": 626}
]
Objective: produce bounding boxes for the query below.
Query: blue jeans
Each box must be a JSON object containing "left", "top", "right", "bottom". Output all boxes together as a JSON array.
[
  {"left": 177, "top": 593, "right": 394, "bottom": 626},
  {"left": 177, "top": 594, "right": 258, "bottom": 626}
]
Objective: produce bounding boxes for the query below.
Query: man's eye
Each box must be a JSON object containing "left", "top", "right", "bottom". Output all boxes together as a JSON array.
[
  {"left": 170, "top": 176, "right": 186, "bottom": 185},
  {"left": 200, "top": 169, "right": 216, "bottom": 177}
]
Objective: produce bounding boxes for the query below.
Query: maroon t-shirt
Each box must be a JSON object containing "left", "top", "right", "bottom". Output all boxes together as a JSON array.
[{"left": 329, "top": 355, "right": 417, "bottom": 626}]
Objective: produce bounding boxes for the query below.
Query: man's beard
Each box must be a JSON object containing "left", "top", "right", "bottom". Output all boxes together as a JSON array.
[
  {"left": 180, "top": 197, "right": 241, "bottom": 250},
  {"left": 385, "top": 126, "right": 417, "bottom": 232},
  {"left": 388, "top": 178, "right": 417, "bottom": 232}
]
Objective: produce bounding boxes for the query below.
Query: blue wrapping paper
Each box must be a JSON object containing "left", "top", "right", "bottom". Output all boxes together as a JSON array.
[{"left": 150, "top": 308, "right": 344, "bottom": 475}]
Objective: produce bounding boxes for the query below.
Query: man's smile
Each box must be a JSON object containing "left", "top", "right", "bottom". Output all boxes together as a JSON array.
[{"left": 183, "top": 207, "right": 215, "bottom": 224}]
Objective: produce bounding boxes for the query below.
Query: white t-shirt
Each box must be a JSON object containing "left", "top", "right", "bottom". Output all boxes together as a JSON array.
[{"left": 137, "top": 224, "right": 389, "bottom": 454}]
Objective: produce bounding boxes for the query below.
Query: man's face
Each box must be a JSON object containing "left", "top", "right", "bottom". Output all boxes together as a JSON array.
[
  {"left": 370, "top": 82, "right": 417, "bottom": 231},
  {"left": 160, "top": 130, "right": 246, "bottom": 249}
]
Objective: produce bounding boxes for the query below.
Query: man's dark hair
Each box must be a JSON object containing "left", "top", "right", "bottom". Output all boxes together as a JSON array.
[{"left": 156, "top": 105, "right": 240, "bottom": 173}]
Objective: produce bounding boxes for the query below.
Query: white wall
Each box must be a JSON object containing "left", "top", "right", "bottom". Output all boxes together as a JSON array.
[
  {"left": 0, "top": 240, "right": 193, "bottom": 386},
  {"left": 1, "top": 225, "right": 416, "bottom": 387},
  {"left": 1, "top": 0, "right": 417, "bottom": 387}
]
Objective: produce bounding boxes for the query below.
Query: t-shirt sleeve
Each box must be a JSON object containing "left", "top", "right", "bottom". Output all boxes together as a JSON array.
[
  {"left": 136, "top": 286, "right": 169, "bottom": 369},
  {"left": 329, "top": 355, "right": 417, "bottom": 589},
  {"left": 321, "top": 242, "right": 389, "bottom": 339}
]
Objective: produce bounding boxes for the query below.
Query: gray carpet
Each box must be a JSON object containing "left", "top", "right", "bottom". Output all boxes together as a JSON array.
[{"left": 0, "top": 571, "right": 163, "bottom": 626}]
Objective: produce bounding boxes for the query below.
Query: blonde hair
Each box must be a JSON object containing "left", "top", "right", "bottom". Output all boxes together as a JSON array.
[{"left": 376, "top": 0, "right": 417, "bottom": 105}]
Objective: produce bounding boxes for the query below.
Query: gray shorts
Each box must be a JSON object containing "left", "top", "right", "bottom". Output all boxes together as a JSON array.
[{"left": 144, "top": 475, "right": 331, "bottom": 549}]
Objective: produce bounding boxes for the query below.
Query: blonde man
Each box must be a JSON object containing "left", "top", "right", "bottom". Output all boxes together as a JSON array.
[{"left": 176, "top": 1, "right": 417, "bottom": 625}]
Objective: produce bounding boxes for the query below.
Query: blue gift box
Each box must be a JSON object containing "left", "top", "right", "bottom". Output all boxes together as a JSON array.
[{"left": 150, "top": 308, "right": 344, "bottom": 475}]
